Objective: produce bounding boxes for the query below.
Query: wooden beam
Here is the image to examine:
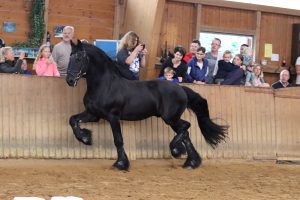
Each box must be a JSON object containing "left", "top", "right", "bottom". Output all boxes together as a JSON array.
[
  {"left": 113, "top": 0, "right": 127, "bottom": 39},
  {"left": 44, "top": 0, "right": 50, "bottom": 43},
  {"left": 195, "top": 3, "right": 202, "bottom": 39},
  {"left": 169, "top": 0, "right": 300, "bottom": 17},
  {"left": 200, "top": 25, "right": 256, "bottom": 35},
  {"left": 254, "top": 11, "right": 261, "bottom": 63}
]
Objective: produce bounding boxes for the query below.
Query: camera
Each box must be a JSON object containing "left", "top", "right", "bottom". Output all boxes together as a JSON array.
[{"left": 141, "top": 44, "right": 145, "bottom": 50}]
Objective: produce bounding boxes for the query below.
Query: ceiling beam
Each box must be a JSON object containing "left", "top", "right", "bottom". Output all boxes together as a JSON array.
[{"left": 169, "top": 0, "right": 300, "bottom": 17}]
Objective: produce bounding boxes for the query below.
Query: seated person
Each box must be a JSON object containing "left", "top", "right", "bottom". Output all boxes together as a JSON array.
[
  {"left": 215, "top": 51, "right": 245, "bottom": 85},
  {"left": 271, "top": 69, "right": 291, "bottom": 89},
  {"left": 245, "top": 64, "right": 269, "bottom": 87},
  {"left": 158, "top": 67, "right": 179, "bottom": 83},
  {"left": 159, "top": 46, "right": 187, "bottom": 83},
  {"left": 21, "top": 59, "right": 32, "bottom": 75},
  {"left": 186, "top": 47, "right": 208, "bottom": 84},
  {"left": 0, "top": 46, "right": 25, "bottom": 74}
]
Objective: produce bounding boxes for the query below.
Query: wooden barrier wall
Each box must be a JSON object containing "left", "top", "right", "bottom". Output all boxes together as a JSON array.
[{"left": 0, "top": 74, "right": 299, "bottom": 160}]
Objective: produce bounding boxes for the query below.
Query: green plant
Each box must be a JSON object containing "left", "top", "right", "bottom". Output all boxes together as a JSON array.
[{"left": 14, "top": 0, "right": 45, "bottom": 48}]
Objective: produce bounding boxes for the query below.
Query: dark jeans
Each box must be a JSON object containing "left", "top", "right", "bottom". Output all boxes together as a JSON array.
[{"left": 221, "top": 69, "right": 244, "bottom": 85}]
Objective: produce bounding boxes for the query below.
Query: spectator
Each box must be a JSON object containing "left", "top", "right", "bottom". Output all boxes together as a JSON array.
[
  {"left": 215, "top": 52, "right": 245, "bottom": 85},
  {"left": 205, "top": 38, "right": 222, "bottom": 84},
  {"left": 159, "top": 46, "right": 187, "bottom": 83},
  {"left": 34, "top": 44, "right": 60, "bottom": 77},
  {"left": 52, "top": 25, "right": 74, "bottom": 76},
  {"left": 186, "top": 47, "right": 208, "bottom": 84},
  {"left": 183, "top": 39, "right": 201, "bottom": 63},
  {"left": 271, "top": 69, "right": 291, "bottom": 89},
  {"left": 245, "top": 64, "right": 269, "bottom": 87},
  {"left": 240, "top": 44, "right": 248, "bottom": 54},
  {"left": 21, "top": 59, "right": 32, "bottom": 75},
  {"left": 0, "top": 38, "right": 5, "bottom": 48},
  {"left": 295, "top": 56, "right": 300, "bottom": 86},
  {"left": 158, "top": 67, "right": 179, "bottom": 84},
  {"left": 116, "top": 31, "right": 147, "bottom": 80},
  {"left": 0, "top": 46, "right": 24, "bottom": 74}
]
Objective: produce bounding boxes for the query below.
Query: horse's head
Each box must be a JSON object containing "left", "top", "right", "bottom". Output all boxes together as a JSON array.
[{"left": 66, "top": 40, "right": 89, "bottom": 87}]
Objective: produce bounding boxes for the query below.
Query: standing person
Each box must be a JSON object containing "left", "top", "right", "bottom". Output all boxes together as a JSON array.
[
  {"left": 271, "top": 69, "right": 291, "bottom": 89},
  {"left": 0, "top": 46, "right": 25, "bottom": 74},
  {"left": 52, "top": 25, "right": 74, "bottom": 76},
  {"left": 183, "top": 39, "right": 201, "bottom": 63},
  {"left": 159, "top": 46, "right": 187, "bottom": 83},
  {"left": 205, "top": 38, "right": 222, "bottom": 84},
  {"left": 295, "top": 56, "right": 300, "bottom": 86},
  {"left": 186, "top": 47, "right": 208, "bottom": 84},
  {"left": 116, "top": 31, "right": 147, "bottom": 80},
  {"left": 34, "top": 44, "right": 60, "bottom": 77}
]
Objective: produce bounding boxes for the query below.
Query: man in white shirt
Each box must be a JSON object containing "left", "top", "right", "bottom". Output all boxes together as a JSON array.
[{"left": 295, "top": 56, "right": 300, "bottom": 86}]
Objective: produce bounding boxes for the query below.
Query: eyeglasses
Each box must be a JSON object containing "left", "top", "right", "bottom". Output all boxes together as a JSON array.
[{"left": 196, "top": 53, "right": 205, "bottom": 55}]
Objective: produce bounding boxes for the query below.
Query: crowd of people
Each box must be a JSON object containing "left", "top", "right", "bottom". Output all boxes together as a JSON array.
[{"left": 0, "top": 29, "right": 297, "bottom": 90}]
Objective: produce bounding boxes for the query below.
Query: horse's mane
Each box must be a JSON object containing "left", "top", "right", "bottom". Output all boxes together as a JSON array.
[{"left": 82, "top": 43, "right": 135, "bottom": 80}]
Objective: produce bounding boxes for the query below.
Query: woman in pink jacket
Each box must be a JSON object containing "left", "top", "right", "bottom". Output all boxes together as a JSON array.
[{"left": 34, "top": 44, "right": 60, "bottom": 77}]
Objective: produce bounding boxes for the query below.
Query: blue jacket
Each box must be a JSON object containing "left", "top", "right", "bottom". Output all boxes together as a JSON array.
[{"left": 186, "top": 57, "right": 208, "bottom": 83}]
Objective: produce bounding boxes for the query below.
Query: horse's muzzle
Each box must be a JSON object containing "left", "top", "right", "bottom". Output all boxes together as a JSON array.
[{"left": 66, "top": 74, "right": 77, "bottom": 87}]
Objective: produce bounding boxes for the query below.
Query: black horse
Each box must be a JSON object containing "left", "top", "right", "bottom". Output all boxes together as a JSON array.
[{"left": 66, "top": 40, "right": 228, "bottom": 171}]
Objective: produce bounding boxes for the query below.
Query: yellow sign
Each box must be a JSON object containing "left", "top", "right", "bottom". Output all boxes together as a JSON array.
[{"left": 264, "top": 43, "right": 272, "bottom": 58}]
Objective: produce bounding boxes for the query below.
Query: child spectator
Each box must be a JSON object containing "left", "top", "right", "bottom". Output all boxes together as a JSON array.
[
  {"left": 34, "top": 44, "right": 60, "bottom": 77},
  {"left": 186, "top": 47, "right": 208, "bottom": 84},
  {"left": 214, "top": 51, "right": 245, "bottom": 85},
  {"left": 21, "top": 59, "right": 32, "bottom": 75},
  {"left": 158, "top": 67, "right": 179, "bottom": 83}
]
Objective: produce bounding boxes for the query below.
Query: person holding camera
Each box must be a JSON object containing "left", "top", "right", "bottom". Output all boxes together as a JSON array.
[
  {"left": 116, "top": 31, "right": 147, "bottom": 80},
  {"left": 0, "top": 46, "right": 25, "bottom": 74}
]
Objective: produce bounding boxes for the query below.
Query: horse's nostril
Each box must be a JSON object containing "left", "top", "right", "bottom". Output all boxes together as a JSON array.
[{"left": 66, "top": 76, "right": 75, "bottom": 86}]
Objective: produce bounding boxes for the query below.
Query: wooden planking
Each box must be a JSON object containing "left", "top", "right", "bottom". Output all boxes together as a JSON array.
[
  {"left": 158, "top": 1, "right": 196, "bottom": 57},
  {"left": 259, "top": 13, "right": 300, "bottom": 69},
  {"left": 47, "top": 0, "right": 115, "bottom": 44},
  {"left": 201, "top": 5, "right": 256, "bottom": 31},
  {"left": 0, "top": 0, "right": 31, "bottom": 45},
  {"left": 0, "top": 74, "right": 299, "bottom": 160}
]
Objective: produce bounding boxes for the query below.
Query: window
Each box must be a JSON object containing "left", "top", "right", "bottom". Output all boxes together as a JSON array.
[{"left": 199, "top": 32, "right": 254, "bottom": 59}]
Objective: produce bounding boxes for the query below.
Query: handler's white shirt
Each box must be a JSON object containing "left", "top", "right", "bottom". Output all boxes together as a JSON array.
[{"left": 296, "top": 56, "right": 300, "bottom": 85}]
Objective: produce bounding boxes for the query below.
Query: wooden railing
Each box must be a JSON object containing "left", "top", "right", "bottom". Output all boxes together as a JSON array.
[{"left": 0, "top": 74, "right": 299, "bottom": 160}]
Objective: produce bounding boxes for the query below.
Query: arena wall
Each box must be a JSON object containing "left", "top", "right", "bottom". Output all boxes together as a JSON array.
[{"left": 0, "top": 74, "right": 299, "bottom": 160}]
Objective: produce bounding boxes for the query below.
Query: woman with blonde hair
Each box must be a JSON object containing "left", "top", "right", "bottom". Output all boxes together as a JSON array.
[
  {"left": 245, "top": 64, "right": 269, "bottom": 87},
  {"left": 0, "top": 46, "right": 25, "bottom": 74},
  {"left": 34, "top": 44, "right": 60, "bottom": 77},
  {"left": 116, "top": 31, "right": 147, "bottom": 80}
]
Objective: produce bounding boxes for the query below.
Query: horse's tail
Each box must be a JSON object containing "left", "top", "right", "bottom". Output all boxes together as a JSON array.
[{"left": 182, "top": 86, "right": 228, "bottom": 148}]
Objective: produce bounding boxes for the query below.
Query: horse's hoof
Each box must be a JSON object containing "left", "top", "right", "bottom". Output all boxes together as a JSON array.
[
  {"left": 170, "top": 143, "right": 186, "bottom": 158},
  {"left": 183, "top": 157, "right": 202, "bottom": 169},
  {"left": 80, "top": 128, "right": 92, "bottom": 145},
  {"left": 113, "top": 160, "right": 130, "bottom": 171}
]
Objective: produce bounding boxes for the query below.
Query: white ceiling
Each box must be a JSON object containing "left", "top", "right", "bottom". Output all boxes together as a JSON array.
[{"left": 225, "top": 0, "right": 300, "bottom": 10}]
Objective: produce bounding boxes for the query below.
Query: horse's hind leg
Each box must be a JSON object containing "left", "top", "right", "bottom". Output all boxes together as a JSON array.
[
  {"left": 69, "top": 111, "right": 99, "bottom": 145},
  {"left": 182, "top": 131, "right": 202, "bottom": 169},
  {"left": 170, "top": 119, "right": 201, "bottom": 168}
]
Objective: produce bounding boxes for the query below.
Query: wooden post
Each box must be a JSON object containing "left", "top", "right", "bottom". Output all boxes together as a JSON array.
[
  {"left": 195, "top": 3, "right": 202, "bottom": 40},
  {"left": 255, "top": 11, "right": 261, "bottom": 63}
]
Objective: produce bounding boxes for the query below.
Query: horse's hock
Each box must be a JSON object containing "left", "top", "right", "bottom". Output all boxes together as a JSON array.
[{"left": 0, "top": 74, "right": 299, "bottom": 161}]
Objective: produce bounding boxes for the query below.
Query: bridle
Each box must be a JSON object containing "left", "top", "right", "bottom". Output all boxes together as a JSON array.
[{"left": 68, "top": 50, "right": 89, "bottom": 81}]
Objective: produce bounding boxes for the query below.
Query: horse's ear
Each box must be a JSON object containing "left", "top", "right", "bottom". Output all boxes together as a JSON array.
[
  {"left": 77, "top": 39, "right": 83, "bottom": 50},
  {"left": 71, "top": 40, "right": 77, "bottom": 52}
]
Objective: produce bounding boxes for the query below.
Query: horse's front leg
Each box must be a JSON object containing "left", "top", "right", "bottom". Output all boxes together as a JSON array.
[
  {"left": 69, "top": 110, "right": 99, "bottom": 145},
  {"left": 108, "top": 116, "right": 129, "bottom": 171}
]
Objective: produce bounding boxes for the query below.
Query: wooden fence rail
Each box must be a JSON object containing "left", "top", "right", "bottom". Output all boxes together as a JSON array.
[{"left": 0, "top": 74, "right": 299, "bottom": 160}]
